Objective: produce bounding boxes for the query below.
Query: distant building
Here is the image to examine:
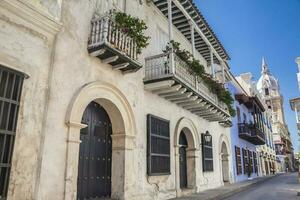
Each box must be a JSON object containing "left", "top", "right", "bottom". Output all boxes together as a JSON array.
[
  {"left": 289, "top": 57, "right": 300, "bottom": 175},
  {"left": 228, "top": 72, "right": 276, "bottom": 183},
  {"left": 257, "top": 58, "right": 294, "bottom": 172}
]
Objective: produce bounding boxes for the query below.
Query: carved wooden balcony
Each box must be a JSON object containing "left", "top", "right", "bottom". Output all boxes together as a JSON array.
[
  {"left": 88, "top": 11, "right": 142, "bottom": 73},
  {"left": 238, "top": 123, "right": 265, "bottom": 145},
  {"left": 144, "top": 52, "right": 231, "bottom": 124}
]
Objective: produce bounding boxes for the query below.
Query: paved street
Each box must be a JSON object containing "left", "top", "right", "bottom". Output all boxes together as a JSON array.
[{"left": 224, "top": 173, "right": 300, "bottom": 200}]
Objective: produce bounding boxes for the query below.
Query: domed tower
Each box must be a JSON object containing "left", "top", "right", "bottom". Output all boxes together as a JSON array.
[
  {"left": 256, "top": 57, "right": 293, "bottom": 172},
  {"left": 257, "top": 57, "right": 284, "bottom": 122}
]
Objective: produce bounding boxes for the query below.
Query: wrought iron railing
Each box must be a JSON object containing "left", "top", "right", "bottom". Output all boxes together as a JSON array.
[
  {"left": 238, "top": 123, "right": 265, "bottom": 141},
  {"left": 88, "top": 10, "right": 138, "bottom": 60},
  {"left": 145, "top": 51, "right": 229, "bottom": 113}
]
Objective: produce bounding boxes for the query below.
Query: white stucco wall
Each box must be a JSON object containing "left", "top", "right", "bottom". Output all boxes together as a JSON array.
[{"left": 1, "top": 0, "right": 232, "bottom": 199}]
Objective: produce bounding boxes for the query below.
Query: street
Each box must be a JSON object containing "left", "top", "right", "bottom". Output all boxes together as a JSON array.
[{"left": 224, "top": 173, "right": 300, "bottom": 200}]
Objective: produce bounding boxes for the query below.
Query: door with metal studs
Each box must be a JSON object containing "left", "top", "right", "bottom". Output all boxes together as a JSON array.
[{"left": 77, "top": 102, "right": 112, "bottom": 200}]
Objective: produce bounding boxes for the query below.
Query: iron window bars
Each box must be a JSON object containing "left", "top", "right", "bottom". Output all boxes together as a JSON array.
[
  {"left": 0, "top": 65, "right": 24, "bottom": 200},
  {"left": 202, "top": 133, "right": 213, "bottom": 172},
  {"left": 147, "top": 114, "right": 170, "bottom": 176}
]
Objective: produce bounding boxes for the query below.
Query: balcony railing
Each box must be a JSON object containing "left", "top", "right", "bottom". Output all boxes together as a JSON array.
[
  {"left": 88, "top": 11, "right": 142, "bottom": 72},
  {"left": 144, "top": 51, "right": 231, "bottom": 123},
  {"left": 238, "top": 123, "right": 265, "bottom": 145}
]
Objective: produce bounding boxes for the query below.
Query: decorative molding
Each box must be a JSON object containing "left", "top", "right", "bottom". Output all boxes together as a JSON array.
[{"left": 0, "top": 0, "right": 62, "bottom": 38}]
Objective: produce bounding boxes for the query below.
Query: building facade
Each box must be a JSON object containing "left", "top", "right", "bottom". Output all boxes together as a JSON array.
[
  {"left": 0, "top": 0, "right": 236, "bottom": 200},
  {"left": 289, "top": 56, "right": 300, "bottom": 181},
  {"left": 257, "top": 58, "right": 293, "bottom": 172},
  {"left": 229, "top": 72, "right": 276, "bottom": 183}
]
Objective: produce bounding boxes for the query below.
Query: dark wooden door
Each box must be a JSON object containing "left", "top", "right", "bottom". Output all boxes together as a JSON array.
[
  {"left": 77, "top": 102, "right": 112, "bottom": 200},
  {"left": 179, "top": 131, "right": 188, "bottom": 188}
]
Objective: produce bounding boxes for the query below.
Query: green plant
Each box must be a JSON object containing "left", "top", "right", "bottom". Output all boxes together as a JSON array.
[
  {"left": 164, "top": 40, "right": 236, "bottom": 117},
  {"left": 114, "top": 12, "right": 150, "bottom": 54}
]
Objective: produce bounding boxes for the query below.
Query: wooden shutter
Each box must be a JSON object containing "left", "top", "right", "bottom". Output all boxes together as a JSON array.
[
  {"left": 202, "top": 134, "right": 213, "bottom": 172},
  {"left": 253, "top": 152, "right": 258, "bottom": 173},
  {"left": 147, "top": 114, "right": 170, "bottom": 175},
  {"left": 235, "top": 146, "right": 242, "bottom": 175},
  {"left": 242, "top": 148, "right": 248, "bottom": 174},
  {"left": 248, "top": 150, "right": 253, "bottom": 173}
]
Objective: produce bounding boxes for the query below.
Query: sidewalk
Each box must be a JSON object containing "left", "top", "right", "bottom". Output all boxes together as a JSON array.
[{"left": 172, "top": 174, "right": 279, "bottom": 200}]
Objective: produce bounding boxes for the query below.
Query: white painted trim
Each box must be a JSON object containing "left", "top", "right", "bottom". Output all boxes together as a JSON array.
[{"left": 0, "top": 0, "right": 62, "bottom": 37}]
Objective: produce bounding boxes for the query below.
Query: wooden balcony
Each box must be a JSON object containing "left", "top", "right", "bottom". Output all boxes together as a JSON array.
[
  {"left": 238, "top": 123, "right": 265, "bottom": 145},
  {"left": 144, "top": 52, "right": 231, "bottom": 124},
  {"left": 88, "top": 11, "right": 142, "bottom": 73}
]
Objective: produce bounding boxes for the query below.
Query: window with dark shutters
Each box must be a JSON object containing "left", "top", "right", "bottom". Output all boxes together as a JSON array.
[
  {"left": 248, "top": 150, "right": 253, "bottom": 173},
  {"left": 235, "top": 146, "right": 242, "bottom": 175},
  {"left": 0, "top": 65, "right": 24, "bottom": 199},
  {"left": 242, "top": 148, "right": 248, "bottom": 174},
  {"left": 202, "top": 134, "right": 213, "bottom": 172},
  {"left": 253, "top": 152, "right": 258, "bottom": 173},
  {"left": 147, "top": 114, "right": 170, "bottom": 175}
]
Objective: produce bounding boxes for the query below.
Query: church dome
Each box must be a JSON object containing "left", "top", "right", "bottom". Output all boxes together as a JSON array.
[{"left": 256, "top": 57, "right": 279, "bottom": 93}]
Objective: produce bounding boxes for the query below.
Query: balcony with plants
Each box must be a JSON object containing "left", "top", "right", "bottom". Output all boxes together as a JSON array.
[
  {"left": 88, "top": 10, "right": 149, "bottom": 73},
  {"left": 144, "top": 41, "right": 235, "bottom": 125}
]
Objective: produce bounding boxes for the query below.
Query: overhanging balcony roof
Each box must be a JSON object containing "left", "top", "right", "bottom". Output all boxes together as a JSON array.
[
  {"left": 144, "top": 52, "right": 231, "bottom": 124},
  {"left": 153, "top": 0, "right": 230, "bottom": 63},
  {"left": 235, "top": 93, "right": 265, "bottom": 112}
]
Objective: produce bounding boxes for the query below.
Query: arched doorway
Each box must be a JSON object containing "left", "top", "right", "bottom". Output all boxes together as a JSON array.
[
  {"left": 65, "top": 81, "right": 136, "bottom": 200},
  {"left": 221, "top": 142, "right": 229, "bottom": 183},
  {"left": 174, "top": 118, "right": 199, "bottom": 196},
  {"left": 77, "top": 102, "right": 112, "bottom": 199},
  {"left": 179, "top": 131, "right": 188, "bottom": 189}
]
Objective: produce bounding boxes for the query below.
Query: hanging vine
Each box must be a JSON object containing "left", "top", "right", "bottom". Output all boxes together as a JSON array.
[
  {"left": 114, "top": 12, "right": 150, "bottom": 54},
  {"left": 165, "top": 40, "right": 236, "bottom": 117}
]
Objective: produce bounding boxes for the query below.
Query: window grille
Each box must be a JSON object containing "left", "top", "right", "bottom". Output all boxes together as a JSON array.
[
  {"left": 202, "top": 133, "right": 213, "bottom": 172},
  {"left": 0, "top": 65, "right": 24, "bottom": 200},
  {"left": 147, "top": 114, "right": 170, "bottom": 175}
]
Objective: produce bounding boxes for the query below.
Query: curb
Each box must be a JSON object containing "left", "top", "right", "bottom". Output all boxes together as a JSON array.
[{"left": 210, "top": 174, "right": 280, "bottom": 200}]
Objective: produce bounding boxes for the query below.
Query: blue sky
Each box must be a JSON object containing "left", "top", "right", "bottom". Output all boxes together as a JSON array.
[{"left": 195, "top": 0, "right": 300, "bottom": 152}]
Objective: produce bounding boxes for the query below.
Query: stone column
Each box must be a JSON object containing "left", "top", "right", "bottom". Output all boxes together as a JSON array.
[
  {"left": 111, "top": 133, "right": 135, "bottom": 200},
  {"left": 186, "top": 148, "right": 199, "bottom": 190},
  {"left": 174, "top": 145, "right": 181, "bottom": 196},
  {"left": 64, "top": 122, "right": 87, "bottom": 200}
]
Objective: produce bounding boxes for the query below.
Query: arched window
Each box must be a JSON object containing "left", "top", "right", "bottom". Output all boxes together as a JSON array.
[{"left": 0, "top": 65, "right": 24, "bottom": 199}]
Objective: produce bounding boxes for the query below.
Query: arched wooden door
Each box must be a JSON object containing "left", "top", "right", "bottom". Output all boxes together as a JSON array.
[
  {"left": 179, "top": 131, "right": 188, "bottom": 188},
  {"left": 77, "top": 101, "right": 112, "bottom": 199}
]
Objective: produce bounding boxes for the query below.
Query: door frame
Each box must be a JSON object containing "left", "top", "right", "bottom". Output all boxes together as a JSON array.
[{"left": 65, "top": 81, "right": 136, "bottom": 200}]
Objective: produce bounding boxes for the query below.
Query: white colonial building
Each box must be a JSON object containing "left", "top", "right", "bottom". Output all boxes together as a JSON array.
[{"left": 0, "top": 0, "right": 235, "bottom": 200}]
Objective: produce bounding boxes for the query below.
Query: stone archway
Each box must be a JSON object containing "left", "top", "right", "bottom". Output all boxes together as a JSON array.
[
  {"left": 218, "top": 134, "right": 231, "bottom": 185},
  {"left": 65, "top": 81, "right": 136, "bottom": 200},
  {"left": 174, "top": 118, "right": 199, "bottom": 197},
  {"left": 221, "top": 142, "right": 229, "bottom": 183}
]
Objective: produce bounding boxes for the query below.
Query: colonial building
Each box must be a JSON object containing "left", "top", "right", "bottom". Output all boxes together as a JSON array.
[
  {"left": 257, "top": 58, "right": 293, "bottom": 172},
  {"left": 229, "top": 72, "right": 276, "bottom": 183},
  {"left": 0, "top": 0, "right": 235, "bottom": 200},
  {"left": 228, "top": 75, "right": 262, "bottom": 182}
]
